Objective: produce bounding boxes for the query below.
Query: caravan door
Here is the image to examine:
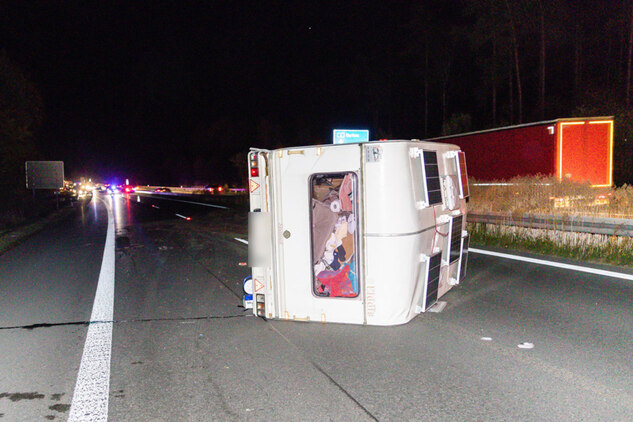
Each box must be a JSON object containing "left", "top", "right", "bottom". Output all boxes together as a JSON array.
[{"left": 274, "top": 144, "right": 364, "bottom": 324}]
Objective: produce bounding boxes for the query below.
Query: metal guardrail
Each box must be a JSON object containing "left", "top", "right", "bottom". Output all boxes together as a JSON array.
[{"left": 468, "top": 212, "right": 633, "bottom": 237}]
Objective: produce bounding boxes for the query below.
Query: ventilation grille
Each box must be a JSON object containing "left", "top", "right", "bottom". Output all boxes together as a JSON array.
[
  {"left": 459, "top": 234, "right": 470, "bottom": 281},
  {"left": 449, "top": 215, "right": 463, "bottom": 264},
  {"left": 423, "top": 150, "right": 442, "bottom": 206},
  {"left": 424, "top": 253, "right": 442, "bottom": 310}
]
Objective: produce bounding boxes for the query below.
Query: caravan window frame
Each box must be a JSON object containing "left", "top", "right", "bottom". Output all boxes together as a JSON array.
[
  {"left": 308, "top": 171, "right": 360, "bottom": 299},
  {"left": 456, "top": 151, "right": 470, "bottom": 199},
  {"left": 420, "top": 150, "right": 443, "bottom": 207}
]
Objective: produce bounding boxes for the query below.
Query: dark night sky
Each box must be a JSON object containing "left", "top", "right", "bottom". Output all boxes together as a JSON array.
[
  {"left": 1, "top": 1, "right": 412, "bottom": 183},
  {"left": 2, "top": 1, "right": 632, "bottom": 185}
]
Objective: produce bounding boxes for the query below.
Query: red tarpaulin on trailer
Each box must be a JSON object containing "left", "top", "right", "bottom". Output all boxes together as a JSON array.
[{"left": 428, "top": 117, "right": 613, "bottom": 186}]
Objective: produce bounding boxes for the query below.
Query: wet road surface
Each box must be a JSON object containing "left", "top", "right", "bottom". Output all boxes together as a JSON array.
[{"left": 1, "top": 192, "right": 632, "bottom": 421}]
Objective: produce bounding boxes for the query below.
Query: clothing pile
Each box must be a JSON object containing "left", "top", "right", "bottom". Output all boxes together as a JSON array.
[{"left": 311, "top": 174, "right": 358, "bottom": 297}]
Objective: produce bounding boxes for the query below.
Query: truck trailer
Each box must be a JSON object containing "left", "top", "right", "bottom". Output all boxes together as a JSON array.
[
  {"left": 246, "top": 140, "right": 469, "bottom": 326},
  {"left": 427, "top": 117, "right": 614, "bottom": 187}
]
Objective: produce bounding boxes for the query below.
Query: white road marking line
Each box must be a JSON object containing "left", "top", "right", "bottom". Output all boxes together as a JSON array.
[
  {"left": 68, "top": 197, "right": 115, "bottom": 422},
  {"left": 234, "top": 238, "right": 248, "bottom": 245},
  {"left": 470, "top": 248, "right": 633, "bottom": 281},
  {"left": 138, "top": 193, "right": 228, "bottom": 209}
]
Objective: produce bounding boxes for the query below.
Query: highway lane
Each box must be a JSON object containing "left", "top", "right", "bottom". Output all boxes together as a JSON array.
[
  {"left": 0, "top": 197, "right": 108, "bottom": 421},
  {"left": 107, "top": 192, "right": 633, "bottom": 421},
  {"left": 270, "top": 252, "right": 633, "bottom": 421},
  {"left": 107, "top": 193, "right": 371, "bottom": 420},
  {"left": 1, "top": 191, "right": 632, "bottom": 420}
]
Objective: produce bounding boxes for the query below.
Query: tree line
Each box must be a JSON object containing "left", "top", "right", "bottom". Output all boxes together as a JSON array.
[{"left": 400, "top": 0, "right": 633, "bottom": 184}]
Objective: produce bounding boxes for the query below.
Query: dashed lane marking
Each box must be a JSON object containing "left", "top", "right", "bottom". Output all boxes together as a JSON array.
[
  {"left": 234, "top": 238, "right": 248, "bottom": 245},
  {"left": 136, "top": 194, "right": 228, "bottom": 209}
]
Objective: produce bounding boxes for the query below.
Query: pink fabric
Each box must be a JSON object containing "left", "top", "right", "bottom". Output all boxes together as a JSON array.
[
  {"left": 339, "top": 174, "right": 353, "bottom": 212},
  {"left": 316, "top": 265, "right": 355, "bottom": 297}
]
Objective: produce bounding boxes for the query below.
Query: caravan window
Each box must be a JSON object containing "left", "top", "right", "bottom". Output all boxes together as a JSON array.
[
  {"left": 310, "top": 172, "right": 359, "bottom": 298},
  {"left": 456, "top": 151, "right": 469, "bottom": 198},
  {"left": 421, "top": 151, "right": 443, "bottom": 206}
]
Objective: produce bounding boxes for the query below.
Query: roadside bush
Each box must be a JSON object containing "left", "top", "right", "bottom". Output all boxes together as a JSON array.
[{"left": 0, "top": 193, "right": 59, "bottom": 230}]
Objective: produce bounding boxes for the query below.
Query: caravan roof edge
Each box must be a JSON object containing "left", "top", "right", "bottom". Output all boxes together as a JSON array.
[{"left": 264, "top": 139, "right": 460, "bottom": 153}]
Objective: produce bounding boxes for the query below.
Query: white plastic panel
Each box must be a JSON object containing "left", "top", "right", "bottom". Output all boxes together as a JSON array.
[
  {"left": 363, "top": 141, "right": 463, "bottom": 236},
  {"left": 364, "top": 228, "right": 455, "bottom": 325},
  {"left": 274, "top": 144, "right": 364, "bottom": 325},
  {"left": 362, "top": 142, "right": 421, "bottom": 235}
]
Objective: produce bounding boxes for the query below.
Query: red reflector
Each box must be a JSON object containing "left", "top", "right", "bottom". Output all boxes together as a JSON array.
[
  {"left": 251, "top": 168, "right": 259, "bottom": 177},
  {"left": 186, "top": 217, "right": 191, "bottom": 221}
]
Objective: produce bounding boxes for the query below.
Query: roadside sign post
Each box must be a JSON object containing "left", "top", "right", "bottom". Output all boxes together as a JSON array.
[
  {"left": 332, "top": 129, "right": 370, "bottom": 144},
  {"left": 25, "top": 161, "right": 64, "bottom": 190}
]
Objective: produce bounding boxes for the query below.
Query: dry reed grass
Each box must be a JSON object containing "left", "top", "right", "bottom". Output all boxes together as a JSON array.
[
  {"left": 468, "top": 176, "right": 633, "bottom": 219},
  {"left": 467, "top": 176, "right": 633, "bottom": 266}
]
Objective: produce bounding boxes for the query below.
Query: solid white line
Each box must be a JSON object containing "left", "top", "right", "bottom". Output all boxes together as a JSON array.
[
  {"left": 137, "top": 194, "right": 228, "bottom": 209},
  {"left": 234, "top": 238, "right": 249, "bottom": 245},
  {"left": 470, "top": 247, "right": 633, "bottom": 281},
  {"left": 68, "top": 197, "right": 115, "bottom": 422}
]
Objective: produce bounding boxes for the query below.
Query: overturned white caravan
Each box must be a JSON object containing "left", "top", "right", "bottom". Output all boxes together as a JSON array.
[{"left": 246, "top": 140, "right": 469, "bottom": 326}]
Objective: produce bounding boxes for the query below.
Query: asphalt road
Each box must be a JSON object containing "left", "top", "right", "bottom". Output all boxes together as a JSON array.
[{"left": 1, "top": 192, "right": 632, "bottom": 421}]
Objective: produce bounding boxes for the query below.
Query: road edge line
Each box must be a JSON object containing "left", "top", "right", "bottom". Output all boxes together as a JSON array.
[
  {"left": 470, "top": 247, "right": 633, "bottom": 281},
  {"left": 68, "top": 196, "right": 116, "bottom": 421}
]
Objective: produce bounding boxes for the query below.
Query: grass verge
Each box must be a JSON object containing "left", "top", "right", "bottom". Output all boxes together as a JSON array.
[
  {"left": 469, "top": 222, "right": 633, "bottom": 268},
  {"left": 0, "top": 205, "right": 75, "bottom": 256}
]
